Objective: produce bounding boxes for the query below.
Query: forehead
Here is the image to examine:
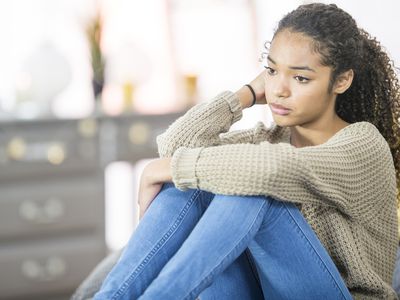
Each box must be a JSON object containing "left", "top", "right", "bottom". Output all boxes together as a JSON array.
[{"left": 268, "top": 30, "right": 323, "bottom": 68}]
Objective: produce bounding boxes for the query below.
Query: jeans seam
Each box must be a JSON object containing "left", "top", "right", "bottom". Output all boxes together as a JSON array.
[
  {"left": 244, "top": 249, "right": 264, "bottom": 297},
  {"left": 283, "top": 202, "right": 351, "bottom": 300},
  {"left": 112, "top": 189, "right": 202, "bottom": 300},
  {"left": 182, "top": 200, "right": 267, "bottom": 300}
]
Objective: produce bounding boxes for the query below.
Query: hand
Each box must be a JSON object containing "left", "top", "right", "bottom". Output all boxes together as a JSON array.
[
  {"left": 248, "top": 70, "right": 267, "bottom": 105},
  {"left": 138, "top": 173, "right": 163, "bottom": 220},
  {"left": 138, "top": 158, "right": 173, "bottom": 220},
  {"left": 236, "top": 70, "right": 267, "bottom": 108}
]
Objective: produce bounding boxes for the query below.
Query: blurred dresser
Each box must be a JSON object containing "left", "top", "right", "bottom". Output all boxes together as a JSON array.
[{"left": 0, "top": 112, "right": 181, "bottom": 300}]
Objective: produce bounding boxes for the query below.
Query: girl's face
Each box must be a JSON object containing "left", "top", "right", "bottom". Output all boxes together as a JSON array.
[{"left": 264, "top": 29, "right": 338, "bottom": 128}]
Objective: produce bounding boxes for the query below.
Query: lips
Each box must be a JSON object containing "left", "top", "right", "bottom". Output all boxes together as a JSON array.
[
  {"left": 269, "top": 103, "right": 291, "bottom": 115},
  {"left": 270, "top": 103, "right": 289, "bottom": 110}
]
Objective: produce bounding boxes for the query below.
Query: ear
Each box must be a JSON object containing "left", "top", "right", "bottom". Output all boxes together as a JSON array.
[{"left": 333, "top": 69, "right": 354, "bottom": 94}]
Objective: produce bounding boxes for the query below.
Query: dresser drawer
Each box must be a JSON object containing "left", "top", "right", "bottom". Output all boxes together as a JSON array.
[
  {"left": 0, "top": 118, "right": 99, "bottom": 181},
  {"left": 0, "top": 235, "right": 106, "bottom": 299},
  {"left": 0, "top": 175, "right": 104, "bottom": 240},
  {"left": 104, "top": 112, "right": 182, "bottom": 162}
]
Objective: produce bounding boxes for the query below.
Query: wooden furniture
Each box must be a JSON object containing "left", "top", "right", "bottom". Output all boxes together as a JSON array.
[{"left": 0, "top": 112, "right": 182, "bottom": 300}]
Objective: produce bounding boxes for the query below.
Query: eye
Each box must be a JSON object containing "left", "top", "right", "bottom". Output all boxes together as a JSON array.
[
  {"left": 264, "top": 66, "right": 276, "bottom": 76},
  {"left": 294, "top": 76, "right": 310, "bottom": 83}
]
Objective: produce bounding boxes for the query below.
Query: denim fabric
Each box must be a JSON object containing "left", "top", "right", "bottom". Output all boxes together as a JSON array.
[
  {"left": 93, "top": 182, "right": 352, "bottom": 300},
  {"left": 394, "top": 246, "right": 400, "bottom": 296},
  {"left": 71, "top": 249, "right": 123, "bottom": 300}
]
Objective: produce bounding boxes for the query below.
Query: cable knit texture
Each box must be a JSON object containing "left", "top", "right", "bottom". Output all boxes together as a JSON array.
[{"left": 156, "top": 91, "right": 399, "bottom": 299}]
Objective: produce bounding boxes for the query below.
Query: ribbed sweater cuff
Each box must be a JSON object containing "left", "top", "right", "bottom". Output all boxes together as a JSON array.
[
  {"left": 171, "top": 147, "right": 203, "bottom": 190},
  {"left": 218, "top": 91, "right": 243, "bottom": 123}
]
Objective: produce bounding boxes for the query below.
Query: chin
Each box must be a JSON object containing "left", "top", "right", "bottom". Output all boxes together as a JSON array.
[{"left": 271, "top": 116, "right": 295, "bottom": 127}]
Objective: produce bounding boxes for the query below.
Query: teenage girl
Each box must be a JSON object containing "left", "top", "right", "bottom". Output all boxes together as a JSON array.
[{"left": 94, "top": 3, "right": 400, "bottom": 299}]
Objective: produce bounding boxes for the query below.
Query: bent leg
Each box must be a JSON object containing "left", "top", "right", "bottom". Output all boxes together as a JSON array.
[
  {"left": 72, "top": 248, "right": 123, "bottom": 300},
  {"left": 198, "top": 249, "right": 264, "bottom": 300},
  {"left": 139, "top": 195, "right": 352, "bottom": 300},
  {"left": 139, "top": 193, "right": 269, "bottom": 300},
  {"left": 248, "top": 199, "right": 352, "bottom": 299},
  {"left": 94, "top": 183, "right": 214, "bottom": 300}
]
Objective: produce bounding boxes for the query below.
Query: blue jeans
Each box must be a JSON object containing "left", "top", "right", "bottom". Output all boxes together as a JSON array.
[
  {"left": 94, "top": 182, "right": 352, "bottom": 300},
  {"left": 394, "top": 246, "right": 400, "bottom": 295}
]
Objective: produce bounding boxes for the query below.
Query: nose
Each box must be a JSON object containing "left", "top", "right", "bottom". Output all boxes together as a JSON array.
[{"left": 272, "top": 76, "right": 290, "bottom": 98}]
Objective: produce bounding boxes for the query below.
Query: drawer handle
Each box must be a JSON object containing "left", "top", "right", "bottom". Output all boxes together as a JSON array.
[
  {"left": 129, "top": 122, "right": 150, "bottom": 145},
  {"left": 21, "top": 256, "right": 67, "bottom": 281},
  {"left": 6, "top": 137, "right": 27, "bottom": 160},
  {"left": 19, "top": 198, "right": 65, "bottom": 224},
  {"left": 78, "top": 118, "right": 98, "bottom": 138},
  {"left": 47, "top": 143, "right": 66, "bottom": 165}
]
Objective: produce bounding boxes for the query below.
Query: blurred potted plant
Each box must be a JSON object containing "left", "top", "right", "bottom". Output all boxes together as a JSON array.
[{"left": 86, "top": 9, "right": 105, "bottom": 103}]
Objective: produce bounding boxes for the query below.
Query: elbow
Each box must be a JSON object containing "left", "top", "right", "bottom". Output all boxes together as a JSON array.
[{"left": 156, "top": 134, "right": 173, "bottom": 158}]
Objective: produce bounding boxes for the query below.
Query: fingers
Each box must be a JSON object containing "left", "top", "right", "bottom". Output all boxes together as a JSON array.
[{"left": 249, "top": 71, "right": 267, "bottom": 105}]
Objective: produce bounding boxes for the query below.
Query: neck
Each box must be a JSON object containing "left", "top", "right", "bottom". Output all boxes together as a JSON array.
[{"left": 289, "top": 116, "right": 350, "bottom": 148}]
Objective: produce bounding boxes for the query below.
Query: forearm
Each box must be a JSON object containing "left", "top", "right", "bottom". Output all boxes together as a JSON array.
[
  {"left": 235, "top": 86, "right": 254, "bottom": 109},
  {"left": 156, "top": 91, "right": 243, "bottom": 158},
  {"left": 150, "top": 86, "right": 253, "bottom": 182},
  {"left": 144, "top": 158, "right": 173, "bottom": 183}
]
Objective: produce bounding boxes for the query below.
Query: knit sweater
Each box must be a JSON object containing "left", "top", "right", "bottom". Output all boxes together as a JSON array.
[{"left": 156, "top": 91, "right": 399, "bottom": 299}]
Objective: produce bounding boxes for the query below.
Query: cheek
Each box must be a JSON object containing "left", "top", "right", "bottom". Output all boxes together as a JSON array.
[
  {"left": 292, "top": 86, "right": 330, "bottom": 116},
  {"left": 291, "top": 82, "right": 325, "bottom": 102},
  {"left": 264, "top": 79, "right": 274, "bottom": 102}
]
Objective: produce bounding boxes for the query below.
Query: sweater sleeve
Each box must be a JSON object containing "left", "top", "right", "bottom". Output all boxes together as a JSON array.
[
  {"left": 157, "top": 91, "right": 254, "bottom": 158},
  {"left": 171, "top": 122, "right": 397, "bottom": 219}
]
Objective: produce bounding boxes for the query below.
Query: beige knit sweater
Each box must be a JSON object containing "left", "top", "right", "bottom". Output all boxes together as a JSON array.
[{"left": 156, "top": 91, "right": 399, "bottom": 299}]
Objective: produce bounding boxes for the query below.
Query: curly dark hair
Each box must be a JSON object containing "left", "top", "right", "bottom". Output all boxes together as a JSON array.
[{"left": 270, "top": 3, "right": 400, "bottom": 210}]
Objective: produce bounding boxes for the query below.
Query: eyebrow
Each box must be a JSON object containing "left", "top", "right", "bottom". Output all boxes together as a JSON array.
[{"left": 267, "top": 56, "right": 316, "bottom": 73}]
